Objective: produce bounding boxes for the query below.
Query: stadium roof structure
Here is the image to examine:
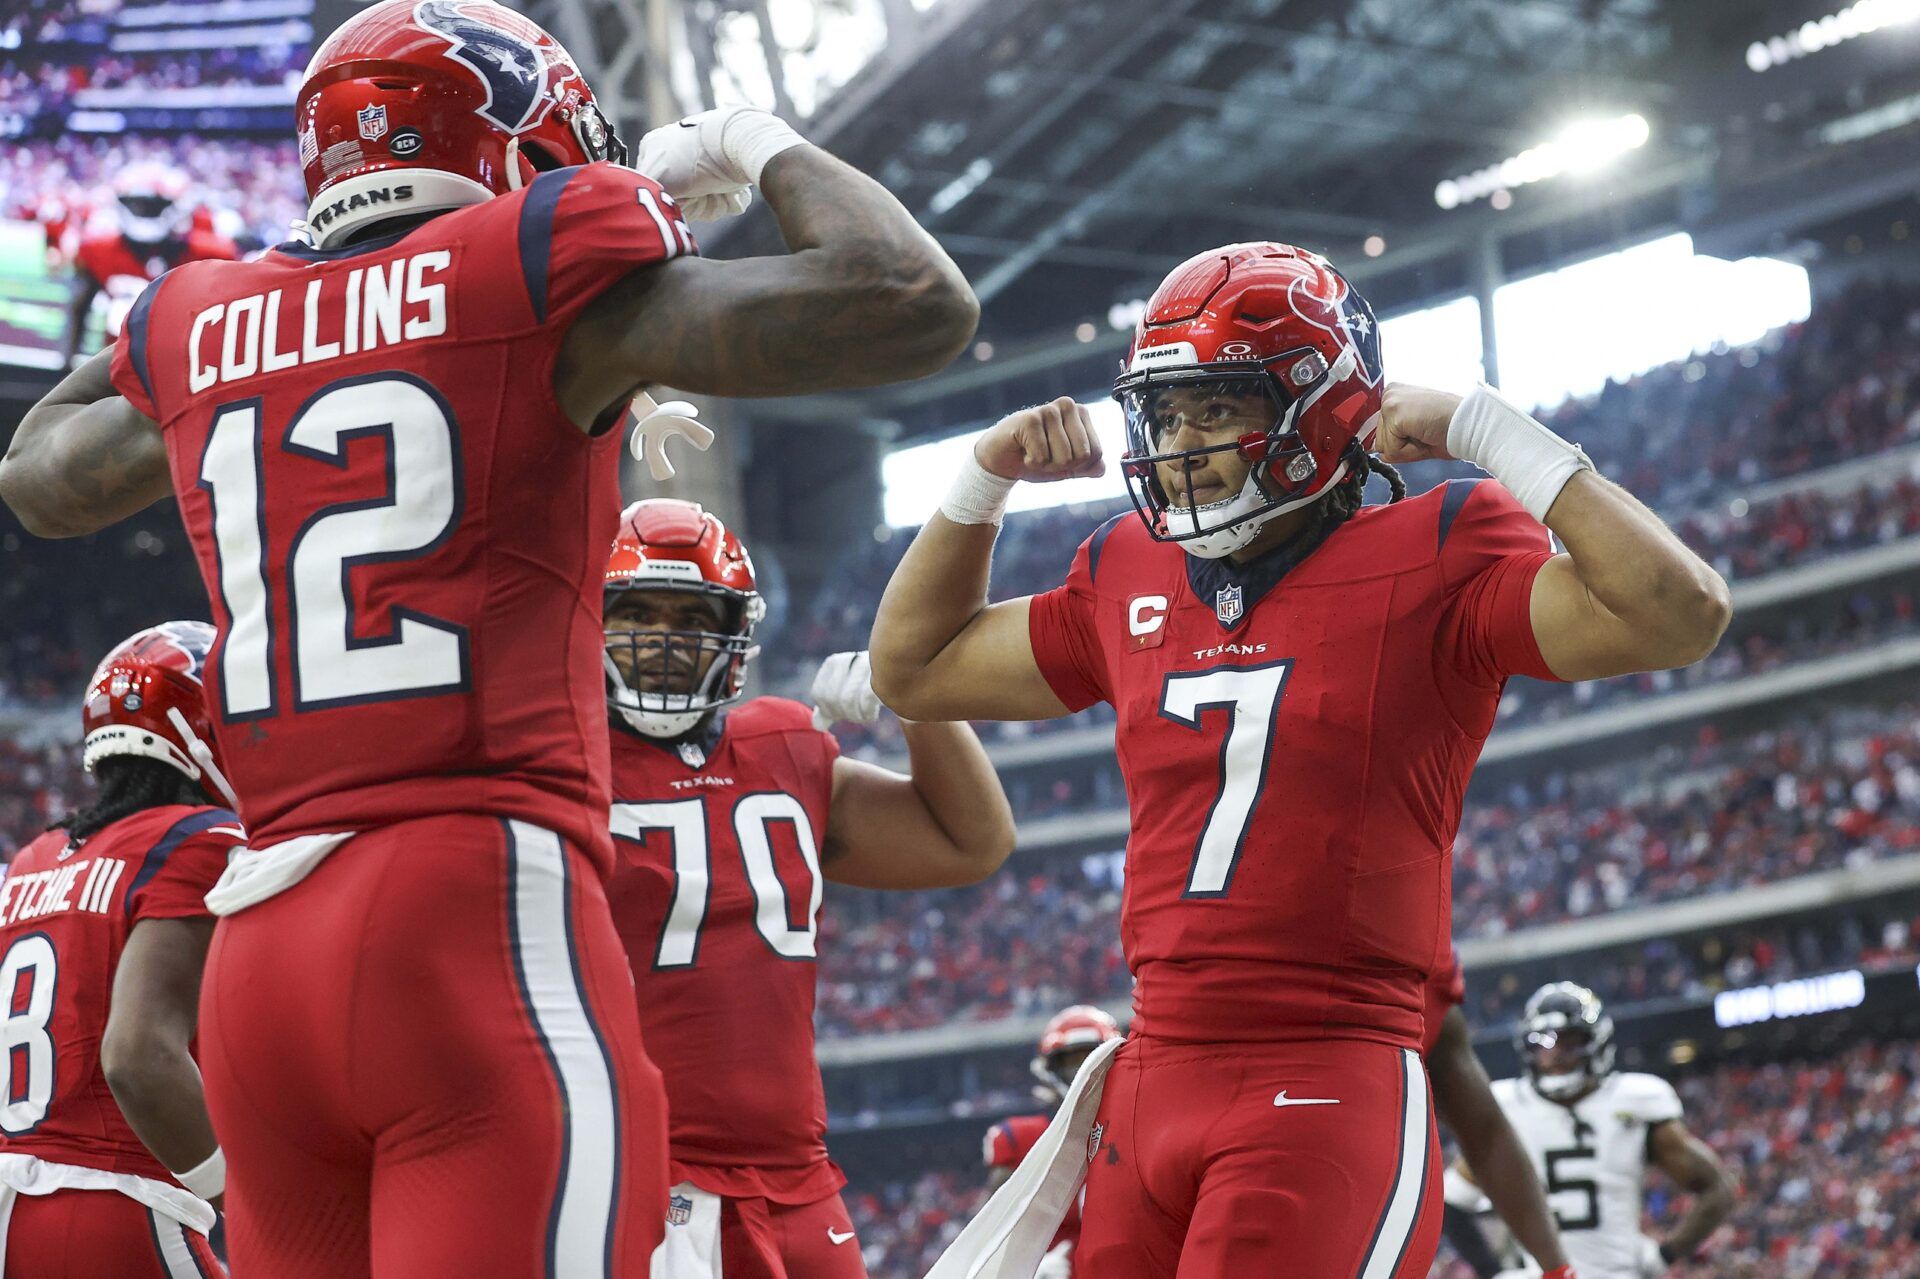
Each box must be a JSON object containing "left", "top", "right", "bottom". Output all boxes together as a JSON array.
[{"left": 535, "top": 0, "right": 1920, "bottom": 440}]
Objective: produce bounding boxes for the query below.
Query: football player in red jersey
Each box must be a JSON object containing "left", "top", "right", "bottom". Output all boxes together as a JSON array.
[
  {"left": 872, "top": 242, "right": 1728, "bottom": 1277},
  {"left": 61, "top": 164, "right": 240, "bottom": 368},
  {"left": 599, "top": 499, "right": 1015, "bottom": 1279},
  {"left": 0, "top": 1, "right": 976, "bottom": 1274},
  {"left": 981, "top": 1006, "right": 1124, "bottom": 1278},
  {"left": 1422, "top": 950, "right": 1575, "bottom": 1279},
  {"left": 0, "top": 622, "right": 238, "bottom": 1277}
]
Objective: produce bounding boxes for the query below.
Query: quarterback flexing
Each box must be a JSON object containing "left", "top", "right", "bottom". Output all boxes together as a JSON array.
[
  {"left": 1450, "top": 984, "right": 1733, "bottom": 1278},
  {"left": 0, "top": 1, "right": 976, "bottom": 1274},
  {"left": 872, "top": 242, "right": 1729, "bottom": 1277},
  {"left": 601, "top": 500, "right": 1014, "bottom": 1278},
  {"left": 0, "top": 623, "right": 238, "bottom": 1277}
]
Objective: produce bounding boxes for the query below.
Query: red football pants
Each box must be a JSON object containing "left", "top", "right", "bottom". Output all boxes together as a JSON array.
[
  {"left": 719, "top": 1189, "right": 867, "bottom": 1279},
  {"left": 200, "top": 816, "right": 669, "bottom": 1279},
  {"left": 0, "top": 1187, "right": 224, "bottom": 1277},
  {"left": 1077, "top": 1037, "right": 1440, "bottom": 1278}
]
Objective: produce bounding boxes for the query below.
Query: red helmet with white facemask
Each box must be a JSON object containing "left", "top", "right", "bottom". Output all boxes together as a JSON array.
[
  {"left": 1030, "top": 1004, "right": 1122, "bottom": 1099},
  {"left": 1113, "top": 242, "right": 1386, "bottom": 559},
  {"left": 604, "top": 500, "right": 764, "bottom": 739},
  {"left": 81, "top": 621, "right": 237, "bottom": 808},
  {"left": 295, "top": 0, "right": 627, "bottom": 249}
]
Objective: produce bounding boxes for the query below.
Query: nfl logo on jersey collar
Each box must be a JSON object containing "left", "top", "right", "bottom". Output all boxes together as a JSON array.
[{"left": 1215, "top": 584, "right": 1244, "bottom": 626}]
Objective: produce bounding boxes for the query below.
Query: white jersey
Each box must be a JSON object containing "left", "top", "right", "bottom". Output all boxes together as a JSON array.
[{"left": 1488, "top": 1071, "right": 1683, "bottom": 1279}]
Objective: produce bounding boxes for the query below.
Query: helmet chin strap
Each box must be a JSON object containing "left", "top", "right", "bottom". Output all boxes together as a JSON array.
[
  {"left": 166, "top": 707, "right": 241, "bottom": 810},
  {"left": 504, "top": 137, "right": 524, "bottom": 192}
]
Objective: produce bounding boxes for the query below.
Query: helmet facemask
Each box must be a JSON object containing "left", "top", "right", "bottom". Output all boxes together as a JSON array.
[
  {"left": 1116, "top": 349, "right": 1352, "bottom": 560},
  {"left": 1517, "top": 984, "right": 1617, "bottom": 1102},
  {"left": 603, "top": 584, "right": 760, "bottom": 739}
]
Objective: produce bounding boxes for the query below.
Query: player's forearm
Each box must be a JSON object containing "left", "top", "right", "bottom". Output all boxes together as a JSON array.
[
  {"left": 102, "top": 1039, "right": 220, "bottom": 1180},
  {"left": 1, "top": 349, "right": 169, "bottom": 537},
  {"left": 1660, "top": 1176, "right": 1733, "bottom": 1260},
  {"left": 870, "top": 514, "right": 999, "bottom": 717},
  {"left": 899, "top": 719, "right": 1016, "bottom": 877},
  {"left": 754, "top": 146, "right": 978, "bottom": 382},
  {"left": 1431, "top": 1034, "right": 1569, "bottom": 1269},
  {"left": 1542, "top": 471, "right": 1731, "bottom": 670},
  {"left": 1454, "top": 1121, "right": 1569, "bottom": 1268}
]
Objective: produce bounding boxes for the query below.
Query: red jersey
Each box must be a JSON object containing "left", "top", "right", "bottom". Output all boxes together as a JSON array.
[
  {"left": 77, "top": 222, "right": 239, "bottom": 342},
  {"left": 108, "top": 164, "right": 693, "bottom": 869},
  {"left": 1421, "top": 945, "right": 1466, "bottom": 1055},
  {"left": 604, "top": 698, "right": 843, "bottom": 1203},
  {"left": 1028, "top": 479, "right": 1556, "bottom": 1049},
  {"left": 985, "top": 1114, "right": 1081, "bottom": 1255},
  {"left": 0, "top": 806, "right": 241, "bottom": 1181}
]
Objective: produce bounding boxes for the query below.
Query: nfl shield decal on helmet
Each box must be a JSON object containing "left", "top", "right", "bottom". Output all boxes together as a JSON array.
[
  {"left": 1216, "top": 584, "right": 1244, "bottom": 626},
  {"left": 667, "top": 1192, "right": 693, "bottom": 1226},
  {"left": 357, "top": 103, "right": 389, "bottom": 141}
]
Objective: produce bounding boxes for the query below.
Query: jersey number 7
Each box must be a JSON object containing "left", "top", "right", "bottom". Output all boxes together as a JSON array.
[{"left": 1157, "top": 660, "right": 1294, "bottom": 897}]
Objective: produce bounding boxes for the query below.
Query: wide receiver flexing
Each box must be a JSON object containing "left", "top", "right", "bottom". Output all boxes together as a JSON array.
[
  {"left": 0, "top": 623, "right": 239, "bottom": 1277},
  {"left": 0, "top": 1, "right": 976, "bottom": 1274},
  {"left": 872, "top": 242, "right": 1729, "bottom": 1277},
  {"left": 599, "top": 499, "right": 1014, "bottom": 1278}
]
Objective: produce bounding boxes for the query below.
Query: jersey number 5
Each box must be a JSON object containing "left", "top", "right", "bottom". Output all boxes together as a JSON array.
[
  {"left": 1158, "top": 661, "right": 1294, "bottom": 897},
  {"left": 198, "top": 374, "right": 469, "bottom": 718}
]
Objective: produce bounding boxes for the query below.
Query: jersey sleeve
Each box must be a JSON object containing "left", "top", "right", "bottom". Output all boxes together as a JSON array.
[
  {"left": 128, "top": 808, "right": 244, "bottom": 922},
  {"left": 520, "top": 162, "right": 698, "bottom": 329},
  {"left": 983, "top": 1120, "right": 1019, "bottom": 1168},
  {"left": 1432, "top": 479, "right": 1559, "bottom": 687},
  {"left": 1027, "top": 527, "right": 1115, "bottom": 712},
  {"left": 108, "top": 273, "right": 167, "bottom": 421},
  {"left": 1622, "top": 1073, "right": 1684, "bottom": 1125}
]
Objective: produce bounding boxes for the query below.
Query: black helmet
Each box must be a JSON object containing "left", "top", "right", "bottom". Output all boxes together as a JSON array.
[{"left": 1516, "top": 981, "right": 1615, "bottom": 1102}]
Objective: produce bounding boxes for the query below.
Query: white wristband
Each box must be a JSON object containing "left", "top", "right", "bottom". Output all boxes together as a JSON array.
[
  {"left": 941, "top": 452, "right": 1018, "bottom": 526},
  {"left": 721, "top": 111, "right": 807, "bottom": 185},
  {"left": 176, "top": 1146, "right": 226, "bottom": 1200},
  {"left": 1446, "top": 382, "right": 1594, "bottom": 522}
]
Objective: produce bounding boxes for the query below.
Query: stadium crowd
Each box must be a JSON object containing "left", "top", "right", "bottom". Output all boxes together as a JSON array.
[
  {"left": 812, "top": 698, "right": 1920, "bottom": 1039},
  {"left": 847, "top": 1038, "right": 1920, "bottom": 1279}
]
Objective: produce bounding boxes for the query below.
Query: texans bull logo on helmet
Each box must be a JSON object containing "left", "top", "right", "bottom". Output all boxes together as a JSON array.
[
  {"left": 1288, "top": 269, "right": 1384, "bottom": 388},
  {"left": 413, "top": 0, "right": 555, "bottom": 135}
]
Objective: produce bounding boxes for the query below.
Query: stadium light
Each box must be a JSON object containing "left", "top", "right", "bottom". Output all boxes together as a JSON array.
[
  {"left": 1434, "top": 113, "right": 1650, "bottom": 210},
  {"left": 1746, "top": 0, "right": 1920, "bottom": 72}
]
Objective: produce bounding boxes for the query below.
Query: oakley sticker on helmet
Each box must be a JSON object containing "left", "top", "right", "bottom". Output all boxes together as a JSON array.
[{"left": 414, "top": 0, "right": 548, "bottom": 134}]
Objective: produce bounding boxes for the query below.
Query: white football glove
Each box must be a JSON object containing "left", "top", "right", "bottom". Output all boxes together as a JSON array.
[
  {"left": 810, "top": 651, "right": 884, "bottom": 730},
  {"left": 1034, "top": 1241, "right": 1074, "bottom": 1279},
  {"left": 628, "top": 395, "right": 714, "bottom": 482},
  {"left": 628, "top": 106, "right": 806, "bottom": 221},
  {"left": 1635, "top": 1236, "right": 1669, "bottom": 1277}
]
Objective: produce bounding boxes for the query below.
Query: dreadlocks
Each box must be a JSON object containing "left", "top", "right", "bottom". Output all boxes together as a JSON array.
[
  {"left": 1315, "top": 443, "right": 1407, "bottom": 532},
  {"left": 51, "top": 756, "right": 209, "bottom": 843}
]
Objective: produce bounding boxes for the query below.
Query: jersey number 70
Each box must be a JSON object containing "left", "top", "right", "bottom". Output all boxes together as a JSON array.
[{"left": 1157, "top": 660, "right": 1294, "bottom": 897}]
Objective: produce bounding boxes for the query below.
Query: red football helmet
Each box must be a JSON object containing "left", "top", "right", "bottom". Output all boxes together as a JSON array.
[
  {"left": 604, "top": 500, "right": 764, "bottom": 738},
  {"left": 1030, "top": 1004, "right": 1122, "bottom": 1098},
  {"left": 295, "top": 0, "right": 627, "bottom": 248},
  {"left": 81, "top": 621, "right": 237, "bottom": 808},
  {"left": 1113, "top": 242, "right": 1386, "bottom": 559}
]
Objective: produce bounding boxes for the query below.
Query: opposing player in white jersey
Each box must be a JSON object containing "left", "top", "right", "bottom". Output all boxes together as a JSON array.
[{"left": 1454, "top": 983, "right": 1733, "bottom": 1278}]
